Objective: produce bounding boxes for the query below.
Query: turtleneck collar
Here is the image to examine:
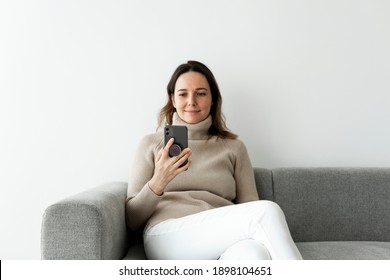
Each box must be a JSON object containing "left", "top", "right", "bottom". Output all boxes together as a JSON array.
[{"left": 172, "top": 112, "right": 212, "bottom": 140}]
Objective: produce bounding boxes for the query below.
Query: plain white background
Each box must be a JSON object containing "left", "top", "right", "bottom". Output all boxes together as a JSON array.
[{"left": 1, "top": 0, "right": 389, "bottom": 259}]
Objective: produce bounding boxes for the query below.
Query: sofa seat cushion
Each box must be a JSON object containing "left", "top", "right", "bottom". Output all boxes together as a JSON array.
[
  {"left": 123, "top": 241, "right": 390, "bottom": 260},
  {"left": 296, "top": 241, "right": 390, "bottom": 260}
]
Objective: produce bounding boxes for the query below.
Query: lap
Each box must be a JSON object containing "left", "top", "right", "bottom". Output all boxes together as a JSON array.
[{"left": 144, "top": 200, "right": 280, "bottom": 259}]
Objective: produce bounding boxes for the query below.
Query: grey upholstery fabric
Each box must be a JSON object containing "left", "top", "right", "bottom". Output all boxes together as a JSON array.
[
  {"left": 272, "top": 168, "right": 390, "bottom": 242},
  {"left": 253, "top": 167, "right": 273, "bottom": 201},
  {"left": 41, "top": 168, "right": 390, "bottom": 260},
  {"left": 41, "top": 182, "right": 128, "bottom": 259},
  {"left": 296, "top": 241, "right": 390, "bottom": 260}
]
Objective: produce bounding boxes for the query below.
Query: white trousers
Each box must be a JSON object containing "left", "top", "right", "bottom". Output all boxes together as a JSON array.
[{"left": 144, "top": 200, "right": 303, "bottom": 260}]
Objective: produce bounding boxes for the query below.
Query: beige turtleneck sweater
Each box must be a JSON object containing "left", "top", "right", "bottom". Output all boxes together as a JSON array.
[{"left": 126, "top": 113, "right": 259, "bottom": 231}]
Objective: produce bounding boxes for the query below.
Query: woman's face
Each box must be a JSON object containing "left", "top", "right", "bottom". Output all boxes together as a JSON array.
[{"left": 172, "top": 71, "right": 212, "bottom": 124}]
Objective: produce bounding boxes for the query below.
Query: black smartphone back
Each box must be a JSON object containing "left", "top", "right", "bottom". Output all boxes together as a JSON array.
[{"left": 164, "top": 125, "right": 188, "bottom": 166}]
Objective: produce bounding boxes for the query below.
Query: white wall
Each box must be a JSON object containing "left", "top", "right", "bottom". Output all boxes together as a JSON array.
[{"left": 1, "top": 0, "right": 389, "bottom": 259}]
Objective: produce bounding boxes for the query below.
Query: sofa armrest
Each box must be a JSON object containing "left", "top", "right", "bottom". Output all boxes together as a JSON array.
[{"left": 41, "top": 182, "right": 128, "bottom": 259}]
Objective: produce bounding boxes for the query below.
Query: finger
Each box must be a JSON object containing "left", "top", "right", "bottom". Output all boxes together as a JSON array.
[
  {"left": 174, "top": 150, "right": 192, "bottom": 167},
  {"left": 163, "top": 138, "right": 175, "bottom": 156},
  {"left": 177, "top": 159, "right": 192, "bottom": 173},
  {"left": 162, "top": 138, "right": 177, "bottom": 161},
  {"left": 155, "top": 147, "right": 163, "bottom": 162},
  {"left": 181, "top": 147, "right": 191, "bottom": 154},
  {"left": 175, "top": 147, "right": 191, "bottom": 157},
  {"left": 176, "top": 148, "right": 191, "bottom": 161},
  {"left": 165, "top": 137, "right": 175, "bottom": 148}
]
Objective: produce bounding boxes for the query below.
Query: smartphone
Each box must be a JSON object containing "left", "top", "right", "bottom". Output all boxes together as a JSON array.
[{"left": 164, "top": 125, "right": 188, "bottom": 167}]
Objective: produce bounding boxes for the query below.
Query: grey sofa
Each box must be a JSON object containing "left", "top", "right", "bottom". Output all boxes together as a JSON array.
[{"left": 41, "top": 167, "right": 390, "bottom": 260}]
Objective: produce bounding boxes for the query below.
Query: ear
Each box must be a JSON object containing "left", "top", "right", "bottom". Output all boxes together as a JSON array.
[{"left": 171, "top": 93, "right": 176, "bottom": 108}]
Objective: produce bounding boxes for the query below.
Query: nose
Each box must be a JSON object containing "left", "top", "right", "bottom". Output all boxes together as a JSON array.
[{"left": 187, "top": 93, "right": 196, "bottom": 106}]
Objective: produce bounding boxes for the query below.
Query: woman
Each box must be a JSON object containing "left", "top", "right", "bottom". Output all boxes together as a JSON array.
[{"left": 126, "top": 60, "right": 302, "bottom": 260}]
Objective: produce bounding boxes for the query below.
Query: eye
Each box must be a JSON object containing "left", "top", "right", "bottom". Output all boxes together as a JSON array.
[
  {"left": 177, "top": 92, "right": 187, "bottom": 97},
  {"left": 197, "top": 92, "right": 207, "bottom": 96}
]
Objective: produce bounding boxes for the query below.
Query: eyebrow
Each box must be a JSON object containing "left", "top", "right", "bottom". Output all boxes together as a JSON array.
[{"left": 177, "top": 88, "right": 208, "bottom": 92}]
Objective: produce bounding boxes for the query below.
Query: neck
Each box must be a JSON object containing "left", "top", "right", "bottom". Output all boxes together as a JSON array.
[{"left": 172, "top": 113, "right": 212, "bottom": 140}]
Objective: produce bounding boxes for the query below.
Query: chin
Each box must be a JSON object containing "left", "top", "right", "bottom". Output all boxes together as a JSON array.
[{"left": 178, "top": 111, "right": 208, "bottom": 124}]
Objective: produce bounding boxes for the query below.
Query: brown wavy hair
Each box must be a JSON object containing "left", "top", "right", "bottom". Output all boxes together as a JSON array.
[{"left": 158, "top": 60, "right": 237, "bottom": 139}]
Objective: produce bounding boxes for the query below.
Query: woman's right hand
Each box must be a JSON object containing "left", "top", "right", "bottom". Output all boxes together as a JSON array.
[{"left": 148, "top": 138, "right": 192, "bottom": 195}]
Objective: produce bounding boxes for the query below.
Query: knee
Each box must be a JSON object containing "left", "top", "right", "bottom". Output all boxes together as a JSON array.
[
  {"left": 219, "top": 239, "right": 271, "bottom": 260},
  {"left": 257, "top": 200, "right": 285, "bottom": 219}
]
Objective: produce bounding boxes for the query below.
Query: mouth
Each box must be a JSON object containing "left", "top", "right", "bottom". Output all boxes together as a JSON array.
[{"left": 184, "top": 110, "right": 201, "bottom": 113}]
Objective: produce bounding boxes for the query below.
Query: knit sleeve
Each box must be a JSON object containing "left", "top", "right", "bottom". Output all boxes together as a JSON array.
[
  {"left": 232, "top": 140, "right": 260, "bottom": 203},
  {"left": 126, "top": 133, "right": 163, "bottom": 231}
]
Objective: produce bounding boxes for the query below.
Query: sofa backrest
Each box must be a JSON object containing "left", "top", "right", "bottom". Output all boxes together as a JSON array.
[{"left": 254, "top": 167, "right": 390, "bottom": 242}]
